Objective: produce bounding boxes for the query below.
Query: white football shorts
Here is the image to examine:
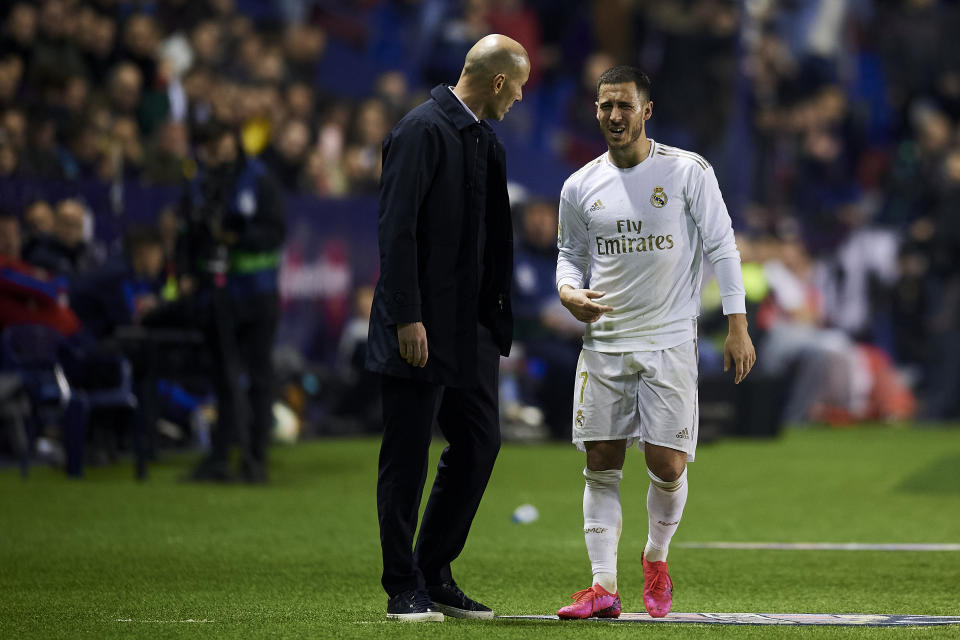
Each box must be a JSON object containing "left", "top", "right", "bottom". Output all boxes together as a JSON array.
[{"left": 571, "top": 340, "right": 699, "bottom": 461}]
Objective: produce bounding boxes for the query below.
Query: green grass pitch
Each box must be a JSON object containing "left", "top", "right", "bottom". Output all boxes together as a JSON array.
[{"left": 2, "top": 426, "right": 959, "bottom": 639}]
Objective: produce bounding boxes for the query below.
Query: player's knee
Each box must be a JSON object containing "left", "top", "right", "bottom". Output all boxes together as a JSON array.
[
  {"left": 648, "top": 463, "right": 686, "bottom": 486},
  {"left": 644, "top": 444, "right": 686, "bottom": 482}
]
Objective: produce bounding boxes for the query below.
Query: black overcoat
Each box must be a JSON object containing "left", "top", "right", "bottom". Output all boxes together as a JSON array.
[{"left": 366, "top": 85, "right": 514, "bottom": 387}]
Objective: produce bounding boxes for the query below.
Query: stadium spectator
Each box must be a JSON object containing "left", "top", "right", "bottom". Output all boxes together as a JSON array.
[
  {"left": 121, "top": 14, "right": 161, "bottom": 90},
  {"left": 143, "top": 119, "right": 189, "bottom": 185},
  {"left": 282, "top": 23, "right": 326, "bottom": 82},
  {"left": 0, "top": 128, "right": 16, "bottom": 177},
  {"left": 917, "top": 146, "right": 960, "bottom": 419},
  {"left": 180, "top": 119, "right": 286, "bottom": 484},
  {"left": 342, "top": 98, "right": 391, "bottom": 193},
  {"left": 74, "top": 5, "right": 117, "bottom": 86},
  {"left": 757, "top": 235, "right": 858, "bottom": 423},
  {"left": 189, "top": 20, "right": 225, "bottom": 70},
  {"left": 0, "top": 211, "right": 79, "bottom": 335},
  {"left": 0, "top": 4, "right": 37, "bottom": 64},
  {"left": 107, "top": 62, "right": 143, "bottom": 119},
  {"left": 0, "top": 52, "right": 23, "bottom": 108},
  {"left": 1, "top": 107, "right": 26, "bottom": 155},
  {"left": 304, "top": 101, "right": 350, "bottom": 196},
  {"left": 23, "top": 198, "right": 95, "bottom": 275},
  {"left": 284, "top": 81, "right": 317, "bottom": 122},
  {"left": 23, "top": 200, "right": 54, "bottom": 239},
  {"left": 111, "top": 116, "right": 145, "bottom": 179},
  {"left": 0, "top": 209, "right": 20, "bottom": 260},
  {"left": 640, "top": 0, "right": 739, "bottom": 152},
  {"left": 260, "top": 118, "right": 312, "bottom": 192},
  {"left": 373, "top": 71, "right": 412, "bottom": 124},
  {"left": 69, "top": 226, "right": 165, "bottom": 340}
]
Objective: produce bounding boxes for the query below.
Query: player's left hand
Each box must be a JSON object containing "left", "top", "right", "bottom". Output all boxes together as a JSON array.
[{"left": 724, "top": 314, "right": 756, "bottom": 384}]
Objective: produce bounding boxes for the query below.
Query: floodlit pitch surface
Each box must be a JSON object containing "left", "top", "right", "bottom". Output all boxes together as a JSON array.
[{"left": 2, "top": 426, "right": 959, "bottom": 639}]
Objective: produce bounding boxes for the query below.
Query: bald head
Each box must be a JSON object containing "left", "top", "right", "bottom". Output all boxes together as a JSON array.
[
  {"left": 454, "top": 34, "right": 530, "bottom": 121},
  {"left": 462, "top": 35, "right": 528, "bottom": 80}
]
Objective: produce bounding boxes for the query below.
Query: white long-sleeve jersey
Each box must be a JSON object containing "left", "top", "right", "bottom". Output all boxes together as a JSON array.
[{"left": 556, "top": 140, "right": 746, "bottom": 353}]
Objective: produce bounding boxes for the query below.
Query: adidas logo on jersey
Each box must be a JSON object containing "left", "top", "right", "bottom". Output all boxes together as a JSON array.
[
  {"left": 676, "top": 428, "right": 690, "bottom": 440},
  {"left": 588, "top": 199, "right": 605, "bottom": 212}
]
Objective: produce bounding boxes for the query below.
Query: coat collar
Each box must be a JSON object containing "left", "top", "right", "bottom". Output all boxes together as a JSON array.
[{"left": 431, "top": 84, "right": 486, "bottom": 131}]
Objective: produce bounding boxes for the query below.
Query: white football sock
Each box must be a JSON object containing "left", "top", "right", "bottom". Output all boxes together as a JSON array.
[
  {"left": 644, "top": 467, "right": 688, "bottom": 563},
  {"left": 582, "top": 467, "right": 622, "bottom": 593}
]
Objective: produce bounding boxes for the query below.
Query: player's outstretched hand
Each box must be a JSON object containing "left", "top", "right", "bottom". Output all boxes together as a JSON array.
[
  {"left": 723, "top": 314, "right": 756, "bottom": 384},
  {"left": 559, "top": 286, "right": 614, "bottom": 323},
  {"left": 397, "top": 321, "right": 428, "bottom": 368}
]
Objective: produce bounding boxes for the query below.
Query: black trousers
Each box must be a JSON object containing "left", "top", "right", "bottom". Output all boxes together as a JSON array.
[
  {"left": 377, "top": 324, "right": 501, "bottom": 597},
  {"left": 207, "top": 291, "right": 279, "bottom": 467}
]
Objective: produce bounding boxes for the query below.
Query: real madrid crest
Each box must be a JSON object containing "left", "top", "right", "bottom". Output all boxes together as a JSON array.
[
  {"left": 650, "top": 186, "right": 667, "bottom": 208},
  {"left": 575, "top": 410, "right": 585, "bottom": 428}
]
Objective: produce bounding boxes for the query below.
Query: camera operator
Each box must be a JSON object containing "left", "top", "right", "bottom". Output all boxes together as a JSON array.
[{"left": 181, "top": 120, "right": 286, "bottom": 483}]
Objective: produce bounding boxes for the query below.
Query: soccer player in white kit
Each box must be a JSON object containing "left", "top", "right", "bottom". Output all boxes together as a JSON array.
[{"left": 554, "top": 66, "right": 756, "bottom": 619}]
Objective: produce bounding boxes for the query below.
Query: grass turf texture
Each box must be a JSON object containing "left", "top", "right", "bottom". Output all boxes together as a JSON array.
[{"left": 2, "top": 426, "right": 959, "bottom": 639}]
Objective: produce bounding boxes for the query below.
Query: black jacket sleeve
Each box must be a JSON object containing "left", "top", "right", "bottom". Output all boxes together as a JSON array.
[{"left": 378, "top": 117, "right": 439, "bottom": 324}]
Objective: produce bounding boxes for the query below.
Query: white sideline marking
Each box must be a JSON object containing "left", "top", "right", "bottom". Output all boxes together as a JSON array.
[
  {"left": 675, "top": 542, "right": 960, "bottom": 551},
  {"left": 499, "top": 613, "right": 960, "bottom": 627},
  {"left": 117, "top": 618, "right": 215, "bottom": 623}
]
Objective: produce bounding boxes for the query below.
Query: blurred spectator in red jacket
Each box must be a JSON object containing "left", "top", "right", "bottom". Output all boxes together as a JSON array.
[{"left": 0, "top": 210, "right": 80, "bottom": 335}]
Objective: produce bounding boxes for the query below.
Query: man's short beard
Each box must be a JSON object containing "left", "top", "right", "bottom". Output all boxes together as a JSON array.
[{"left": 608, "top": 123, "right": 643, "bottom": 148}]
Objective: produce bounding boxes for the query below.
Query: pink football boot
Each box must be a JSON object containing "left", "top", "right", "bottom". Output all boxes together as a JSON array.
[
  {"left": 641, "top": 552, "right": 673, "bottom": 617},
  {"left": 557, "top": 584, "right": 621, "bottom": 619}
]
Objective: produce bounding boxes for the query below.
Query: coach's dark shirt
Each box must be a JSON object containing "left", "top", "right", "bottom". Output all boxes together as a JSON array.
[{"left": 366, "top": 85, "right": 514, "bottom": 388}]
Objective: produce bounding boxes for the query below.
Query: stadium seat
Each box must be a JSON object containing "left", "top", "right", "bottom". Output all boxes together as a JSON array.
[
  {"left": 0, "top": 325, "right": 86, "bottom": 477},
  {"left": 0, "top": 372, "right": 30, "bottom": 478}
]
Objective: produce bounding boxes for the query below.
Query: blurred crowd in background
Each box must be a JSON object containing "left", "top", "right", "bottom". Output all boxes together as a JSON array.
[{"left": 1, "top": 0, "right": 960, "bottom": 470}]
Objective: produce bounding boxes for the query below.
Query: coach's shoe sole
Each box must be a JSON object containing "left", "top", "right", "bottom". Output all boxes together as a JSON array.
[
  {"left": 433, "top": 603, "right": 494, "bottom": 619},
  {"left": 386, "top": 611, "right": 444, "bottom": 622}
]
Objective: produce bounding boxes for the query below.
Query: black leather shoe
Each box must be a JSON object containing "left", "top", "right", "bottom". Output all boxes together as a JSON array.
[
  {"left": 427, "top": 582, "right": 494, "bottom": 619},
  {"left": 386, "top": 589, "right": 444, "bottom": 622},
  {"left": 181, "top": 458, "right": 234, "bottom": 483},
  {"left": 240, "top": 459, "right": 268, "bottom": 484}
]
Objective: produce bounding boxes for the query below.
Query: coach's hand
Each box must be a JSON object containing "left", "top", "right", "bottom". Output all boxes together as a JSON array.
[
  {"left": 397, "top": 322, "right": 428, "bottom": 368},
  {"left": 559, "top": 285, "right": 614, "bottom": 323},
  {"left": 724, "top": 314, "right": 756, "bottom": 384}
]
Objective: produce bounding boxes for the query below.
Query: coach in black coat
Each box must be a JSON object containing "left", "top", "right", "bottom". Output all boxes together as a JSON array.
[
  {"left": 366, "top": 91, "right": 514, "bottom": 382},
  {"left": 366, "top": 35, "right": 530, "bottom": 622}
]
